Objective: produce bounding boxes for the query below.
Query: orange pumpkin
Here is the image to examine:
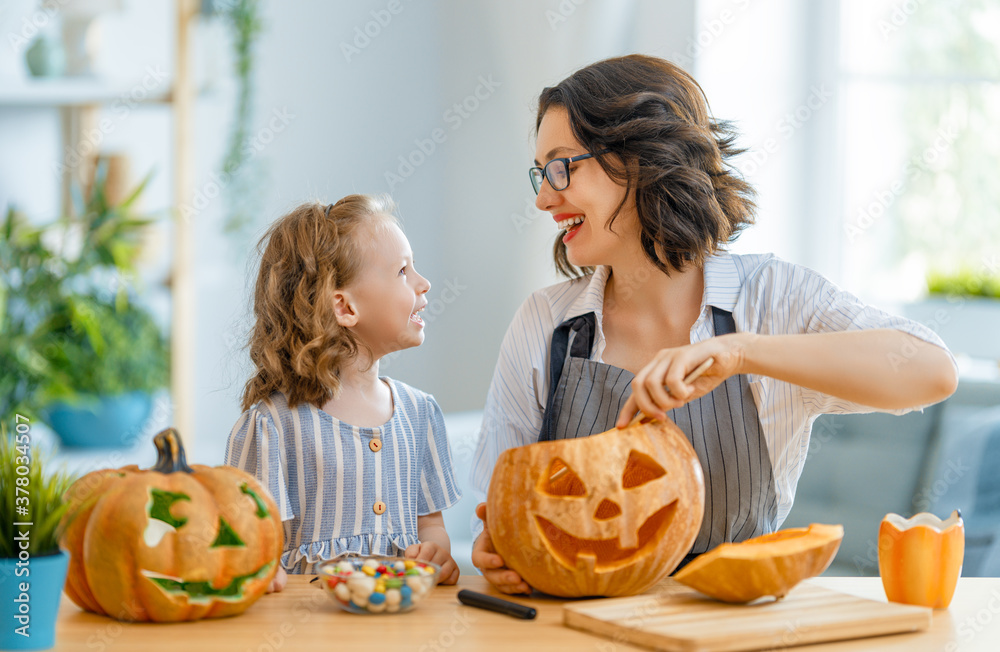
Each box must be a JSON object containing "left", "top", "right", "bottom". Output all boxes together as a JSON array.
[
  {"left": 486, "top": 419, "right": 704, "bottom": 597},
  {"left": 674, "top": 523, "right": 844, "bottom": 603},
  {"left": 59, "top": 428, "right": 283, "bottom": 621},
  {"left": 879, "top": 510, "right": 964, "bottom": 609}
]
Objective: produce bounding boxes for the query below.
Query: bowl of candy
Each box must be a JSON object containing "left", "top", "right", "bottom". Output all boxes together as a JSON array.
[{"left": 318, "top": 556, "right": 440, "bottom": 614}]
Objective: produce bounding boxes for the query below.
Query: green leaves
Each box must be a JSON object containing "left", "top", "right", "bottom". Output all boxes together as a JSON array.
[
  {"left": 34, "top": 294, "right": 169, "bottom": 402},
  {"left": 0, "top": 168, "right": 168, "bottom": 421},
  {"left": 68, "top": 164, "right": 156, "bottom": 275},
  {"left": 220, "top": 0, "right": 263, "bottom": 235},
  {"left": 0, "top": 424, "right": 78, "bottom": 557},
  {"left": 927, "top": 268, "right": 1000, "bottom": 299}
]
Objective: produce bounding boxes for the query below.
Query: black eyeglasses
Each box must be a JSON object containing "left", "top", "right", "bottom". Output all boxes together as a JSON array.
[{"left": 529, "top": 149, "right": 610, "bottom": 195}]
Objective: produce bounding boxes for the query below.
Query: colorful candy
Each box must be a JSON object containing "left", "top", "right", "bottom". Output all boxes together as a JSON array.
[{"left": 319, "top": 556, "right": 439, "bottom": 614}]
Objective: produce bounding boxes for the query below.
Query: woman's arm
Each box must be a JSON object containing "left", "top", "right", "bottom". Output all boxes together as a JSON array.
[
  {"left": 407, "top": 512, "right": 460, "bottom": 584},
  {"left": 616, "top": 329, "right": 958, "bottom": 427},
  {"left": 743, "top": 329, "right": 957, "bottom": 408}
]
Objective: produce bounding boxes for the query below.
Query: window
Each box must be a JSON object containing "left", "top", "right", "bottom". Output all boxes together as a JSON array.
[{"left": 839, "top": 0, "right": 1000, "bottom": 302}]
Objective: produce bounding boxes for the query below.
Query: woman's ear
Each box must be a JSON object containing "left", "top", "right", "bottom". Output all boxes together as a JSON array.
[{"left": 332, "top": 291, "right": 358, "bottom": 327}]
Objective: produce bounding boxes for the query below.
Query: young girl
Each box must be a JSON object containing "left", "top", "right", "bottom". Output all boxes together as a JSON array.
[{"left": 225, "top": 194, "right": 461, "bottom": 593}]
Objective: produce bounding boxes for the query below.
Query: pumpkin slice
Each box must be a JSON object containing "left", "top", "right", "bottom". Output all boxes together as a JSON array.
[{"left": 674, "top": 523, "right": 844, "bottom": 603}]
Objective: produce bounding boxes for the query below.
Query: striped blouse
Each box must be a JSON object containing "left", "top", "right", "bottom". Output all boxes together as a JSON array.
[
  {"left": 470, "top": 252, "right": 957, "bottom": 540},
  {"left": 225, "top": 377, "right": 461, "bottom": 574}
]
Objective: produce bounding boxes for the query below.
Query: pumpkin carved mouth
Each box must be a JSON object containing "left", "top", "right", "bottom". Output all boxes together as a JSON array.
[
  {"left": 142, "top": 561, "right": 276, "bottom": 604},
  {"left": 534, "top": 501, "right": 678, "bottom": 572}
]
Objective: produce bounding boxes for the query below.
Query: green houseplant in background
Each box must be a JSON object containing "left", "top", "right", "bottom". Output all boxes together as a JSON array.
[
  {"left": 926, "top": 268, "right": 1000, "bottom": 300},
  {"left": 196, "top": 0, "right": 264, "bottom": 236},
  {"left": 0, "top": 425, "right": 78, "bottom": 650},
  {"left": 0, "top": 163, "right": 169, "bottom": 447}
]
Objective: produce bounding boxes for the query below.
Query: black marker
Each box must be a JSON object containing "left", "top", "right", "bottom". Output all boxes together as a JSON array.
[{"left": 457, "top": 590, "right": 537, "bottom": 620}]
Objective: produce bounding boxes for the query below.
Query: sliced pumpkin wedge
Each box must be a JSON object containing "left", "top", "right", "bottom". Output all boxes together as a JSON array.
[{"left": 673, "top": 523, "right": 844, "bottom": 603}]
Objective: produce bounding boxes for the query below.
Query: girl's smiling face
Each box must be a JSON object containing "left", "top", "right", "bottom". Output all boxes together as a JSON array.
[
  {"left": 534, "top": 107, "right": 640, "bottom": 269},
  {"left": 337, "top": 219, "right": 430, "bottom": 358}
]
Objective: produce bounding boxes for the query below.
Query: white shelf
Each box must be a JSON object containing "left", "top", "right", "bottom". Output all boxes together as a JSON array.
[{"left": 0, "top": 77, "right": 172, "bottom": 106}]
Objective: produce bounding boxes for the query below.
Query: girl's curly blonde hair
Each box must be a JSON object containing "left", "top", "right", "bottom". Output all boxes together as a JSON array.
[{"left": 241, "top": 194, "right": 398, "bottom": 410}]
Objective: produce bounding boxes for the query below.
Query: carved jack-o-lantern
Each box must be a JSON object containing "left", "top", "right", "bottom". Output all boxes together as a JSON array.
[
  {"left": 487, "top": 419, "right": 704, "bottom": 597},
  {"left": 59, "top": 429, "right": 283, "bottom": 622}
]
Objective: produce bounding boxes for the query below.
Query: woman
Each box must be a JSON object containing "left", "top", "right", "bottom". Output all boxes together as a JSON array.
[{"left": 470, "top": 54, "right": 958, "bottom": 595}]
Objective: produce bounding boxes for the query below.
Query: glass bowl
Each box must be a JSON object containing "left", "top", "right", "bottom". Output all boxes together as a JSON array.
[{"left": 318, "top": 556, "right": 440, "bottom": 614}]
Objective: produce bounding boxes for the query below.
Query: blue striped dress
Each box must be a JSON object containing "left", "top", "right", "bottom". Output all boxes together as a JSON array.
[{"left": 225, "top": 377, "right": 461, "bottom": 574}]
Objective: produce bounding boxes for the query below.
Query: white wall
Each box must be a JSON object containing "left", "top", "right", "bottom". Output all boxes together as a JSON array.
[
  {"left": 694, "top": 0, "right": 843, "bottom": 284},
  {"left": 1, "top": 0, "right": 698, "bottom": 462}
]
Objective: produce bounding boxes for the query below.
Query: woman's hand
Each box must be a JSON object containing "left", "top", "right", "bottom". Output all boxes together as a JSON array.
[
  {"left": 615, "top": 333, "right": 748, "bottom": 428},
  {"left": 267, "top": 565, "right": 288, "bottom": 593},
  {"left": 405, "top": 541, "right": 460, "bottom": 585},
  {"left": 471, "top": 503, "right": 531, "bottom": 595}
]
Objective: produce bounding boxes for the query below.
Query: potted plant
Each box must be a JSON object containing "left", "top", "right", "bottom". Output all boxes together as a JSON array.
[
  {"left": 38, "top": 292, "right": 169, "bottom": 447},
  {"left": 0, "top": 424, "right": 78, "bottom": 650},
  {"left": 0, "top": 163, "right": 169, "bottom": 446}
]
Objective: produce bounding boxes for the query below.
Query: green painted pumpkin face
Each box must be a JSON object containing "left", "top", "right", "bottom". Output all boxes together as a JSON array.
[
  {"left": 59, "top": 429, "right": 284, "bottom": 622},
  {"left": 138, "top": 485, "right": 276, "bottom": 602}
]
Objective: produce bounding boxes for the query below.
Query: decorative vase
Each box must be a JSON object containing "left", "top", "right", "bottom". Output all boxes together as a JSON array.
[
  {"left": 25, "top": 34, "right": 66, "bottom": 78},
  {"left": 45, "top": 391, "right": 152, "bottom": 448},
  {"left": 0, "top": 550, "right": 70, "bottom": 650},
  {"left": 59, "top": 0, "right": 124, "bottom": 77},
  {"left": 878, "top": 510, "right": 964, "bottom": 609}
]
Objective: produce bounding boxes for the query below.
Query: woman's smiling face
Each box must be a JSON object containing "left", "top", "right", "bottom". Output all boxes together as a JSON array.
[{"left": 534, "top": 106, "right": 639, "bottom": 269}]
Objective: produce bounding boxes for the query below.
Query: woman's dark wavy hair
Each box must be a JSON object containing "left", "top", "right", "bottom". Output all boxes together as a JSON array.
[{"left": 536, "top": 54, "right": 756, "bottom": 277}]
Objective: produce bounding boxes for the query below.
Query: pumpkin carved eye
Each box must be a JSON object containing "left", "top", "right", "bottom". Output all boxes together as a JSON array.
[
  {"left": 542, "top": 458, "right": 587, "bottom": 496},
  {"left": 622, "top": 450, "right": 666, "bottom": 489},
  {"left": 144, "top": 488, "right": 249, "bottom": 549}
]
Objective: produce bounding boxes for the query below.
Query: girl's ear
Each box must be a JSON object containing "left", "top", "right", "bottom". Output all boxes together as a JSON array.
[{"left": 332, "top": 291, "right": 358, "bottom": 327}]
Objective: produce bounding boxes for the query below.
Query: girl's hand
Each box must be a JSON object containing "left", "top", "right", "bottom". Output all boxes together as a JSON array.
[
  {"left": 471, "top": 503, "right": 531, "bottom": 595},
  {"left": 267, "top": 565, "right": 287, "bottom": 594},
  {"left": 405, "top": 541, "right": 460, "bottom": 585},
  {"left": 615, "top": 333, "right": 749, "bottom": 428}
]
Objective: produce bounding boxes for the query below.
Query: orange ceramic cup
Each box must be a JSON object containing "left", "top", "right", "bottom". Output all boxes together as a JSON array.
[{"left": 878, "top": 510, "right": 964, "bottom": 609}]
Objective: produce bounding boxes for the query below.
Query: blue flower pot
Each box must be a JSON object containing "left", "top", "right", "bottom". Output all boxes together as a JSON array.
[
  {"left": 0, "top": 550, "right": 69, "bottom": 650},
  {"left": 45, "top": 391, "right": 153, "bottom": 448}
]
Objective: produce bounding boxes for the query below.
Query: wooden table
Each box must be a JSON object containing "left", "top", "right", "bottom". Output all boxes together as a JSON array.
[{"left": 52, "top": 576, "right": 1000, "bottom": 651}]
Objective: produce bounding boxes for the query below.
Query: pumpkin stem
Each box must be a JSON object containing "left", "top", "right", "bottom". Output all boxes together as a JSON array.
[{"left": 151, "top": 428, "right": 194, "bottom": 474}]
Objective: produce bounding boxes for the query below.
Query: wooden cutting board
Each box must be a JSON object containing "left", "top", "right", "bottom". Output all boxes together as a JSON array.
[{"left": 563, "top": 580, "right": 932, "bottom": 652}]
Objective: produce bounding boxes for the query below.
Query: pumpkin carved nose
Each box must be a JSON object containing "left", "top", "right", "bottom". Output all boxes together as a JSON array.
[{"left": 594, "top": 498, "right": 622, "bottom": 520}]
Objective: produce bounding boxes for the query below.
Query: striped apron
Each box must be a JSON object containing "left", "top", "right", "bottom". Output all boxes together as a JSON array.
[{"left": 538, "top": 308, "right": 778, "bottom": 566}]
